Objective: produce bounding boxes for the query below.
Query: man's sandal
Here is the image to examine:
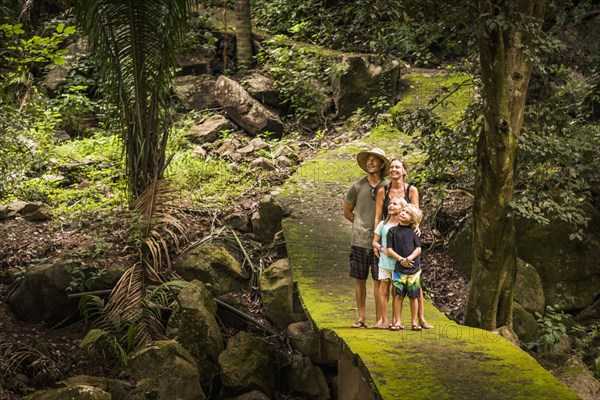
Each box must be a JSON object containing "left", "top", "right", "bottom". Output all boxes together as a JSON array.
[
  {"left": 351, "top": 321, "right": 367, "bottom": 328},
  {"left": 411, "top": 324, "right": 422, "bottom": 331},
  {"left": 420, "top": 321, "right": 434, "bottom": 329},
  {"left": 389, "top": 324, "right": 404, "bottom": 331}
]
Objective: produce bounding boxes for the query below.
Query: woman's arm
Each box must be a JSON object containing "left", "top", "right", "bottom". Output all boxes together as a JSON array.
[
  {"left": 374, "top": 186, "right": 385, "bottom": 228},
  {"left": 409, "top": 185, "right": 420, "bottom": 208}
]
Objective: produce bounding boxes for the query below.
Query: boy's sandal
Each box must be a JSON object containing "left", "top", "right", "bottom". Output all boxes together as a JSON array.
[
  {"left": 420, "top": 321, "right": 434, "bottom": 329},
  {"left": 411, "top": 324, "right": 422, "bottom": 331},
  {"left": 351, "top": 320, "right": 367, "bottom": 329},
  {"left": 389, "top": 324, "right": 404, "bottom": 331}
]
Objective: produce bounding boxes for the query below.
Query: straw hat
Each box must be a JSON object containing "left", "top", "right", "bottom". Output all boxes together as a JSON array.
[{"left": 356, "top": 148, "right": 391, "bottom": 177}]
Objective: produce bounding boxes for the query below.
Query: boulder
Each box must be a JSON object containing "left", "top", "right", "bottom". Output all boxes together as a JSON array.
[
  {"left": 223, "top": 391, "right": 270, "bottom": 400},
  {"left": 215, "top": 75, "right": 284, "bottom": 137},
  {"left": 449, "top": 212, "right": 600, "bottom": 311},
  {"left": 552, "top": 356, "right": 600, "bottom": 400},
  {"left": 166, "top": 281, "right": 223, "bottom": 391},
  {"left": 19, "top": 202, "right": 53, "bottom": 221},
  {"left": 243, "top": 73, "right": 282, "bottom": 109},
  {"left": 515, "top": 210, "right": 600, "bottom": 310},
  {"left": 174, "top": 74, "right": 220, "bottom": 111},
  {"left": 281, "top": 355, "right": 330, "bottom": 400},
  {"left": 24, "top": 386, "right": 111, "bottom": 400},
  {"left": 176, "top": 51, "right": 214, "bottom": 76},
  {"left": 188, "top": 115, "right": 235, "bottom": 144},
  {"left": 223, "top": 212, "right": 252, "bottom": 233},
  {"left": 219, "top": 331, "right": 274, "bottom": 398},
  {"left": 251, "top": 195, "right": 284, "bottom": 243},
  {"left": 331, "top": 55, "right": 400, "bottom": 118},
  {"left": 512, "top": 302, "right": 540, "bottom": 343},
  {"left": 127, "top": 340, "right": 205, "bottom": 400},
  {"left": 175, "top": 243, "right": 249, "bottom": 296},
  {"left": 8, "top": 259, "right": 127, "bottom": 323},
  {"left": 514, "top": 259, "right": 545, "bottom": 315},
  {"left": 60, "top": 375, "right": 133, "bottom": 399},
  {"left": 287, "top": 321, "right": 318, "bottom": 359},
  {"left": 259, "top": 258, "right": 294, "bottom": 329}
]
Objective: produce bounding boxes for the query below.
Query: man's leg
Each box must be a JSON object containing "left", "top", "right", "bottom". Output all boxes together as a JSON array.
[{"left": 355, "top": 279, "right": 367, "bottom": 325}]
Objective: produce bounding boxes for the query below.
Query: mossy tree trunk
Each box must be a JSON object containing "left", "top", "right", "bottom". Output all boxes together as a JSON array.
[
  {"left": 465, "top": 0, "right": 548, "bottom": 330},
  {"left": 235, "top": 0, "right": 253, "bottom": 68}
]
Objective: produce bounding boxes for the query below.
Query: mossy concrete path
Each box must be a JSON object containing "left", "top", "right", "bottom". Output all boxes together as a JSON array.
[{"left": 276, "top": 71, "right": 579, "bottom": 400}]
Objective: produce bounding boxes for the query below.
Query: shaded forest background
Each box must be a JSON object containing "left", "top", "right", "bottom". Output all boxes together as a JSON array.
[{"left": 1, "top": 0, "right": 599, "bottom": 398}]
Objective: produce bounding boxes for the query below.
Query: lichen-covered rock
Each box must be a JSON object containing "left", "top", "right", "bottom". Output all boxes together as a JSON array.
[
  {"left": 223, "top": 391, "right": 270, "bottom": 400},
  {"left": 512, "top": 302, "right": 540, "bottom": 344},
  {"left": 127, "top": 340, "right": 205, "bottom": 400},
  {"left": 7, "top": 259, "right": 127, "bottom": 323},
  {"left": 24, "top": 385, "right": 111, "bottom": 400},
  {"left": 514, "top": 259, "right": 545, "bottom": 314},
  {"left": 281, "top": 355, "right": 330, "bottom": 400},
  {"left": 173, "top": 74, "right": 219, "bottom": 111},
  {"left": 215, "top": 75, "right": 283, "bottom": 136},
  {"left": 259, "top": 258, "right": 294, "bottom": 329},
  {"left": 218, "top": 331, "right": 274, "bottom": 398},
  {"left": 187, "top": 115, "right": 235, "bottom": 144},
  {"left": 166, "top": 280, "right": 223, "bottom": 391},
  {"left": 175, "top": 243, "right": 249, "bottom": 296},
  {"left": 251, "top": 195, "right": 284, "bottom": 243},
  {"left": 331, "top": 55, "right": 400, "bottom": 118}
]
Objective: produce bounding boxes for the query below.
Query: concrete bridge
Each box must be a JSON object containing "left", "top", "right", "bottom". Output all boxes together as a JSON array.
[
  {"left": 276, "top": 71, "right": 579, "bottom": 400},
  {"left": 277, "top": 144, "right": 578, "bottom": 399}
]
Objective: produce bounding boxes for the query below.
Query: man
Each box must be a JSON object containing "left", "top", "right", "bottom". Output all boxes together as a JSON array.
[{"left": 343, "top": 148, "right": 390, "bottom": 328}]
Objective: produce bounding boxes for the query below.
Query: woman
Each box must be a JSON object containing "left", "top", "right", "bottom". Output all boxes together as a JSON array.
[{"left": 374, "top": 158, "right": 433, "bottom": 329}]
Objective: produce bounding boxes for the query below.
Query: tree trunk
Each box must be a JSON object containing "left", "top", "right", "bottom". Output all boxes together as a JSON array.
[
  {"left": 465, "top": 0, "right": 548, "bottom": 330},
  {"left": 235, "top": 0, "right": 253, "bottom": 68}
]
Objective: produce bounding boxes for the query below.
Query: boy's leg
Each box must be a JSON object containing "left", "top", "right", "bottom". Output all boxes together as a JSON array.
[
  {"left": 410, "top": 297, "right": 419, "bottom": 328},
  {"left": 392, "top": 293, "right": 404, "bottom": 328}
]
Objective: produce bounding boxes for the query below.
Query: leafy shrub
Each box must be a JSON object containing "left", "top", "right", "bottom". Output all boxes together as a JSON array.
[{"left": 256, "top": 35, "right": 339, "bottom": 122}]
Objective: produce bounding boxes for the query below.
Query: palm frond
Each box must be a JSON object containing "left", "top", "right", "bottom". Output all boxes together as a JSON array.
[{"left": 74, "top": 0, "right": 193, "bottom": 199}]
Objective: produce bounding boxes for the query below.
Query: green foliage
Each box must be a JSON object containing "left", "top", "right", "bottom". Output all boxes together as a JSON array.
[
  {"left": 525, "top": 305, "right": 570, "bottom": 353},
  {"left": 78, "top": 281, "right": 192, "bottom": 365},
  {"left": 256, "top": 35, "right": 339, "bottom": 122},
  {"left": 65, "top": 236, "right": 110, "bottom": 293},
  {"left": 0, "top": 22, "right": 75, "bottom": 96},
  {"left": 390, "top": 69, "right": 599, "bottom": 236},
  {"left": 252, "top": 0, "right": 474, "bottom": 65},
  {"left": 178, "top": 11, "right": 218, "bottom": 54}
]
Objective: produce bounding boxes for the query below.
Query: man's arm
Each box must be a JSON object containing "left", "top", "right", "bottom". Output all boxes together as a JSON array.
[{"left": 343, "top": 201, "right": 355, "bottom": 223}]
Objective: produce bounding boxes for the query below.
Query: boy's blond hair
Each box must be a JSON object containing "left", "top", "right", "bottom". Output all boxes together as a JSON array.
[{"left": 403, "top": 203, "right": 423, "bottom": 227}]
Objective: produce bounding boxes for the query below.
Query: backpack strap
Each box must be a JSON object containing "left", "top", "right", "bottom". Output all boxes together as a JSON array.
[{"left": 405, "top": 183, "right": 412, "bottom": 202}]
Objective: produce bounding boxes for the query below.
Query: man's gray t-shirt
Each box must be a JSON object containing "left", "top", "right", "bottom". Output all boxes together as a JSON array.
[{"left": 345, "top": 177, "right": 388, "bottom": 248}]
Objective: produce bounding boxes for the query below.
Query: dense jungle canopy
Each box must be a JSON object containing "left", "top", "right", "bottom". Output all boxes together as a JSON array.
[{"left": 1, "top": 0, "right": 599, "bottom": 399}]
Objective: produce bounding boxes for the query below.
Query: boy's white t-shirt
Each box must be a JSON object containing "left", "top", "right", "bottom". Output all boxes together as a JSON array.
[{"left": 374, "top": 220, "right": 397, "bottom": 270}]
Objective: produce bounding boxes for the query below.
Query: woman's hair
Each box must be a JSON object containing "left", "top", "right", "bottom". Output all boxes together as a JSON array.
[
  {"left": 383, "top": 196, "right": 408, "bottom": 224},
  {"left": 402, "top": 203, "right": 423, "bottom": 227}
]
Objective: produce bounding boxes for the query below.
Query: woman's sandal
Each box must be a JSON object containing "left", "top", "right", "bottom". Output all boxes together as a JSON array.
[
  {"left": 351, "top": 320, "right": 367, "bottom": 328},
  {"left": 420, "top": 321, "right": 434, "bottom": 329},
  {"left": 411, "top": 324, "right": 422, "bottom": 331},
  {"left": 389, "top": 324, "right": 404, "bottom": 331}
]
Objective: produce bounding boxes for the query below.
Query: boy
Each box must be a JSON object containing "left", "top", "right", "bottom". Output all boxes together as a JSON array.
[{"left": 386, "top": 204, "right": 424, "bottom": 331}]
